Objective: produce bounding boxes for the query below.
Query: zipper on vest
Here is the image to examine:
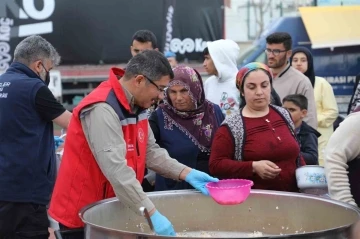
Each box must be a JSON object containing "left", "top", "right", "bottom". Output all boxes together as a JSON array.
[
  {"left": 102, "top": 182, "right": 108, "bottom": 199},
  {"left": 136, "top": 115, "right": 140, "bottom": 156},
  {"left": 136, "top": 141, "right": 140, "bottom": 156}
]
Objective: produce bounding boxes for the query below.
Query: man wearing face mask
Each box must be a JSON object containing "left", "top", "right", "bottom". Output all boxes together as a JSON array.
[{"left": 0, "top": 35, "right": 71, "bottom": 238}]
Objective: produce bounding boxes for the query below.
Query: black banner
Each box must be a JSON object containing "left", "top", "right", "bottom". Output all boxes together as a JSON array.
[
  {"left": 164, "top": 0, "right": 225, "bottom": 62},
  {"left": 0, "top": 0, "right": 224, "bottom": 67}
]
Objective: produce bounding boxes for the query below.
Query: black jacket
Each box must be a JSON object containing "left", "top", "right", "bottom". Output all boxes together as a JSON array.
[{"left": 297, "top": 122, "right": 321, "bottom": 165}]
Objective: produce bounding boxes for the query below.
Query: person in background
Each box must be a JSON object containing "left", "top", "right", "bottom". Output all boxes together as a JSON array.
[
  {"left": 209, "top": 62, "right": 304, "bottom": 192},
  {"left": 164, "top": 51, "right": 178, "bottom": 68},
  {"left": 143, "top": 50, "right": 177, "bottom": 190},
  {"left": 130, "top": 30, "right": 160, "bottom": 191},
  {"left": 291, "top": 47, "right": 338, "bottom": 166},
  {"left": 48, "top": 50, "right": 218, "bottom": 238},
  {"left": 145, "top": 50, "right": 177, "bottom": 118},
  {"left": 283, "top": 94, "right": 320, "bottom": 165},
  {"left": 130, "top": 30, "right": 158, "bottom": 57},
  {"left": 325, "top": 111, "right": 360, "bottom": 207},
  {"left": 265, "top": 32, "right": 317, "bottom": 129},
  {"left": 149, "top": 66, "right": 224, "bottom": 191},
  {"left": 348, "top": 74, "right": 360, "bottom": 114},
  {"left": 203, "top": 40, "right": 281, "bottom": 117},
  {"left": 202, "top": 39, "right": 242, "bottom": 117},
  {"left": 0, "top": 35, "right": 71, "bottom": 238}
]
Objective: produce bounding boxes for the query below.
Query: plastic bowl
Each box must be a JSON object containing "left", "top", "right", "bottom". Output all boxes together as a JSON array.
[
  {"left": 296, "top": 165, "right": 327, "bottom": 189},
  {"left": 206, "top": 179, "right": 254, "bottom": 205}
]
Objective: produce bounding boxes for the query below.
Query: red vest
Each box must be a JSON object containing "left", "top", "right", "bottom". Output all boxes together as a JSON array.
[{"left": 48, "top": 68, "right": 148, "bottom": 228}]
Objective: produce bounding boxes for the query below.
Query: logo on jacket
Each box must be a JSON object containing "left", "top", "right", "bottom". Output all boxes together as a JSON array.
[{"left": 138, "top": 128, "right": 145, "bottom": 143}]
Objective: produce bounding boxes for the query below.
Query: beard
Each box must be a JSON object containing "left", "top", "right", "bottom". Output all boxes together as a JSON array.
[
  {"left": 39, "top": 69, "right": 47, "bottom": 82},
  {"left": 268, "top": 55, "right": 288, "bottom": 69}
]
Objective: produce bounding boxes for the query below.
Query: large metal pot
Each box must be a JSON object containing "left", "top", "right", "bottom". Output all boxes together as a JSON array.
[{"left": 79, "top": 190, "right": 360, "bottom": 238}]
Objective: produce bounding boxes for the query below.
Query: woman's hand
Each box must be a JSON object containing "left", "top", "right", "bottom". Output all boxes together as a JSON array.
[{"left": 252, "top": 161, "right": 281, "bottom": 180}]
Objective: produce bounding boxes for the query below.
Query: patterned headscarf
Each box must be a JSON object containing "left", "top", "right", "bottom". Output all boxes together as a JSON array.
[
  {"left": 236, "top": 62, "right": 273, "bottom": 91},
  {"left": 159, "top": 66, "right": 217, "bottom": 152}
]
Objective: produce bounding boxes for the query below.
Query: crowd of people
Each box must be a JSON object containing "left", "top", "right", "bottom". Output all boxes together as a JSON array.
[{"left": 0, "top": 29, "right": 359, "bottom": 239}]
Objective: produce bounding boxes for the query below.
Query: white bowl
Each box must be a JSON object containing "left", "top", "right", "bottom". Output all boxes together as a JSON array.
[{"left": 296, "top": 165, "right": 328, "bottom": 191}]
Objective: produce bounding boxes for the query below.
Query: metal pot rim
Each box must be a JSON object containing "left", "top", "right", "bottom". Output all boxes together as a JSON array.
[{"left": 79, "top": 189, "right": 360, "bottom": 238}]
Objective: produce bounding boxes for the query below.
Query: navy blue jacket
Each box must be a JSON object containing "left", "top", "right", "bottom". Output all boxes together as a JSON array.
[
  {"left": 0, "top": 62, "right": 55, "bottom": 205},
  {"left": 297, "top": 122, "right": 321, "bottom": 165}
]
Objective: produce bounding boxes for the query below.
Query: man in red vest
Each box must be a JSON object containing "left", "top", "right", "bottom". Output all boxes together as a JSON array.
[{"left": 48, "top": 50, "right": 218, "bottom": 237}]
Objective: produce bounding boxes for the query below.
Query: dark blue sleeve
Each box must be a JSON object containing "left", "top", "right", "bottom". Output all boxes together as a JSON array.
[
  {"left": 214, "top": 104, "right": 225, "bottom": 126},
  {"left": 148, "top": 110, "right": 160, "bottom": 143},
  {"left": 300, "top": 132, "right": 319, "bottom": 165}
]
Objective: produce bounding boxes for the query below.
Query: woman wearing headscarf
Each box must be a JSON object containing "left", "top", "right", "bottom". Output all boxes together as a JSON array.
[
  {"left": 149, "top": 66, "right": 224, "bottom": 191},
  {"left": 209, "top": 62, "right": 304, "bottom": 192},
  {"left": 291, "top": 47, "right": 338, "bottom": 166}
]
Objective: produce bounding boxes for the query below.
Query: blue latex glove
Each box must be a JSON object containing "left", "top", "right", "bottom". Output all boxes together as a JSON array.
[
  {"left": 54, "top": 136, "right": 64, "bottom": 150},
  {"left": 185, "top": 169, "right": 219, "bottom": 196},
  {"left": 150, "top": 210, "right": 176, "bottom": 236}
]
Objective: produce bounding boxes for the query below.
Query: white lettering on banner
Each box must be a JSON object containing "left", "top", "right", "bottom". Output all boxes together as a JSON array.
[
  {"left": 324, "top": 76, "right": 357, "bottom": 84},
  {"left": 170, "top": 38, "right": 208, "bottom": 54},
  {"left": 19, "top": 0, "right": 55, "bottom": 36},
  {"left": 0, "top": 93, "right": 8, "bottom": 98},
  {"left": 0, "top": 0, "right": 55, "bottom": 73},
  {"left": 0, "top": 18, "right": 13, "bottom": 72},
  {"left": 164, "top": 5, "right": 174, "bottom": 53},
  {"left": 1, "top": 1, "right": 55, "bottom": 36},
  {"left": 347, "top": 76, "right": 357, "bottom": 84},
  {"left": 18, "top": 22, "right": 53, "bottom": 37},
  {"left": 23, "top": 0, "right": 55, "bottom": 20}
]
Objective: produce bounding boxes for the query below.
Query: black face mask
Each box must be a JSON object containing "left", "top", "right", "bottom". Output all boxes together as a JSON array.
[
  {"left": 44, "top": 70, "right": 50, "bottom": 86},
  {"left": 40, "top": 62, "right": 50, "bottom": 86}
]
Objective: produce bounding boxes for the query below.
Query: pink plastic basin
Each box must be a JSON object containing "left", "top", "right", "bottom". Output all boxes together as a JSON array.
[{"left": 206, "top": 179, "right": 254, "bottom": 205}]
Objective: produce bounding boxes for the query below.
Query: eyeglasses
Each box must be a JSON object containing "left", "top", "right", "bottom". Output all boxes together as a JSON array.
[
  {"left": 265, "top": 48, "right": 288, "bottom": 56},
  {"left": 143, "top": 75, "right": 165, "bottom": 94}
]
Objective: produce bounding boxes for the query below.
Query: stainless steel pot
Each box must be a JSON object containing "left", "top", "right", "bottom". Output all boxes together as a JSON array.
[{"left": 79, "top": 190, "right": 360, "bottom": 238}]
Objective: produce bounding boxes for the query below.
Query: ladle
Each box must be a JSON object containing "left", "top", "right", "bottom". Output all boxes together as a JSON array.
[{"left": 139, "top": 207, "right": 155, "bottom": 234}]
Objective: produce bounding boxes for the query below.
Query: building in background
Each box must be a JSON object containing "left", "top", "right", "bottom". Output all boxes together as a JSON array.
[
  {"left": 317, "top": 0, "right": 360, "bottom": 6},
  {"left": 226, "top": 2, "right": 360, "bottom": 113},
  {"left": 225, "top": 0, "right": 314, "bottom": 43},
  {"left": 224, "top": 0, "right": 360, "bottom": 44}
]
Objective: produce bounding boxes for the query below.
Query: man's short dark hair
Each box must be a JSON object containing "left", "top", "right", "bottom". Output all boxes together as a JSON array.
[
  {"left": 266, "top": 32, "right": 292, "bottom": 51},
  {"left": 283, "top": 94, "right": 308, "bottom": 110},
  {"left": 125, "top": 50, "right": 173, "bottom": 81},
  {"left": 203, "top": 47, "right": 209, "bottom": 56},
  {"left": 132, "top": 30, "right": 157, "bottom": 49}
]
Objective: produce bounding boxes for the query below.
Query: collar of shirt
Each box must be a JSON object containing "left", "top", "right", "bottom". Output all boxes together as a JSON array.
[
  {"left": 120, "top": 82, "right": 140, "bottom": 114},
  {"left": 274, "top": 62, "right": 291, "bottom": 79}
]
